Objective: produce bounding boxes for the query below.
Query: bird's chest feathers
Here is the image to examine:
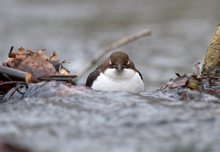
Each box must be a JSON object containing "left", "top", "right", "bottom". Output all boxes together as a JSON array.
[
  {"left": 91, "top": 68, "right": 145, "bottom": 92},
  {"left": 104, "top": 68, "right": 136, "bottom": 80}
]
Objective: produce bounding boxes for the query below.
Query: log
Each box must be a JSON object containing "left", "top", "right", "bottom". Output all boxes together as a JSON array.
[{"left": 0, "top": 65, "right": 33, "bottom": 83}]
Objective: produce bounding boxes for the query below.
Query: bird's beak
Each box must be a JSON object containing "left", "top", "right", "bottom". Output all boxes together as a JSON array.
[{"left": 116, "top": 64, "right": 123, "bottom": 72}]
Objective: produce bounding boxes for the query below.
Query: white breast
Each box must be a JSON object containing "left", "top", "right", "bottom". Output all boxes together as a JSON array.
[{"left": 91, "top": 68, "right": 145, "bottom": 93}]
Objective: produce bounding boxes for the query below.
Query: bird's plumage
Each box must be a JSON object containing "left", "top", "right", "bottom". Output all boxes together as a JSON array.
[{"left": 86, "top": 51, "right": 145, "bottom": 93}]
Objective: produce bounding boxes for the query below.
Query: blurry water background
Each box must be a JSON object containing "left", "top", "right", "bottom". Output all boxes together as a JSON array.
[{"left": 0, "top": 0, "right": 220, "bottom": 152}]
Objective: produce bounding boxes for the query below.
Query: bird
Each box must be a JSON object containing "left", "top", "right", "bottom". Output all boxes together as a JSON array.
[{"left": 86, "top": 51, "right": 145, "bottom": 93}]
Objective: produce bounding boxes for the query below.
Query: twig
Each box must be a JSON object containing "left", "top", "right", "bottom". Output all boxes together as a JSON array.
[
  {"left": 9, "top": 46, "right": 14, "bottom": 53},
  {"left": 8, "top": 46, "right": 16, "bottom": 58},
  {"left": 195, "top": 62, "right": 201, "bottom": 78},
  {"left": 37, "top": 75, "right": 77, "bottom": 84},
  {"left": 77, "top": 28, "right": 151, "bottom": 79}
]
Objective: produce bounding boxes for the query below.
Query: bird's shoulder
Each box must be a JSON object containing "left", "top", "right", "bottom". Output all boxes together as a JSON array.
[
  {"left": 136, "top": 69, "right": 143, "bottom": 80},
  {"left": 86, "top": 70, "right": 101, "bottom": 87}
]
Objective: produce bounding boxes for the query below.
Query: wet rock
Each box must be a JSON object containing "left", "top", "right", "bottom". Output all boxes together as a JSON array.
[
  {"left": 202, "top": 24, "right": 220, "bottom": 77},
  {"left": 1, "top": 81, "right": 89, "bottom": 101}
]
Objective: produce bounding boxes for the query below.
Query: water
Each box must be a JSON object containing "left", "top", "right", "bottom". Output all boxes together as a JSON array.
[
  {"left": 0, "top": 81, "right": 219, "bottom": 152},
  {"left": 0, "top": 0, "right": 220, "bottom": 152}
]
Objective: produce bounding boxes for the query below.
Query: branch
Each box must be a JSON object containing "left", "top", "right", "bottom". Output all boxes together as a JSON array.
[
  {"left": 77, "top": 28, "right": 151, "bottom": 79},
  {"left": 37, "top": 75, "right": 77, "bottom": 84},
  {"left": 0, "top": 65, "right": 33, "bottom": 83}
]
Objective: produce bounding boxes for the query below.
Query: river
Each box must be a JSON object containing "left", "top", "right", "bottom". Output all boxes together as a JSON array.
[{"left": 0, "top": 0, "right": 220, "bottom": 152}]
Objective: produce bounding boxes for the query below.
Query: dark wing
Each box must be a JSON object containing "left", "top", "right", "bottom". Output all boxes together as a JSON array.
[
  {"left": 136, "top": 70, "right": 143, "bottom": 80},
  {"left": 86, "top": 70, "right": 100, "bottom": 87}
]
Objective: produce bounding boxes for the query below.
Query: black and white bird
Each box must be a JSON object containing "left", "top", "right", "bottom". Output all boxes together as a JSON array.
[{"left": 86, "top": 51, "right": 145, "bottom": 93}]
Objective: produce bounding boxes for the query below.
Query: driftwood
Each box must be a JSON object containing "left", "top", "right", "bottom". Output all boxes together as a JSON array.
[
  {"left": 77, "top": 29, "right": 151, "bottom": 79},
  {"left": 0, "top": 65, "right": 32, "bottom": 83}
]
